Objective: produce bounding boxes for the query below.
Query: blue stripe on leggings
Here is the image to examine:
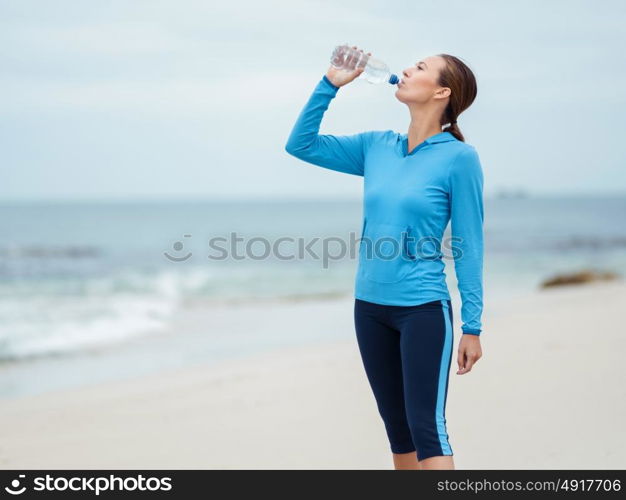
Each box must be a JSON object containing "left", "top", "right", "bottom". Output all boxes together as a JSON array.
[{"left": 437, "top": 299, "right": 454, "bottom": 455}]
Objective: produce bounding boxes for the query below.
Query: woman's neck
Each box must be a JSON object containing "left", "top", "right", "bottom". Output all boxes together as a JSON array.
[{"left": 406, "top": 107, "right": 444, "bottom": 151}]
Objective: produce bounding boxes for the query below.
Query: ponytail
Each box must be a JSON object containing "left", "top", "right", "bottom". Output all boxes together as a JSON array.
[
  {"left": 443, "top": 121, "right": 464, "bottom": 142},
  {"left": 436, "top": 53, "right": 478, "bottom": 144}
]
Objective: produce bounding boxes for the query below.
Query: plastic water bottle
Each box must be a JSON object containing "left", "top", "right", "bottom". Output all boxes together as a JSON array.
[{"left": 330, "top": 43, "right": 399, "bottom": 85}]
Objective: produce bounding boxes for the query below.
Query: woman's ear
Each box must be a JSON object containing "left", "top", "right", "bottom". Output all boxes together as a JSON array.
[{"left": 434, "top": 86, "right": 452, "bottom": 100}]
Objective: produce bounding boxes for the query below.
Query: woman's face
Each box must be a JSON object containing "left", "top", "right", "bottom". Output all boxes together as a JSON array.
[{"left": 395, "top": 55, "right": 448, "bottom": 104}]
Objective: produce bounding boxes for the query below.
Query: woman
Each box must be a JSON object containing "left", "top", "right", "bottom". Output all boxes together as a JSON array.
[{"left": 285, "top": 47, "right": 484, "bottom": 470}]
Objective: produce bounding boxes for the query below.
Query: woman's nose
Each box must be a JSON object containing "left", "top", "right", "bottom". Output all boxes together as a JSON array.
[{"left": 403, "top": 69, "right": 410, "bottom": 78}]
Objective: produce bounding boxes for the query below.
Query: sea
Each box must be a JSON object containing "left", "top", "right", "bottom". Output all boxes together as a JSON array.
[{"left": 1, "top": 195, "right": 624, "bottom": 397}]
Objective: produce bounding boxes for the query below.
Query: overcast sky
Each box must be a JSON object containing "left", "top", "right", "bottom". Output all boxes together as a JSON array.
[{"left": 1, "top": 0, "right": 625, "bottom": 201}]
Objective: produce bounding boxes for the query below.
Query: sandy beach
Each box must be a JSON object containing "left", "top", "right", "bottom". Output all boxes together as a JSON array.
[{"left": 1, "top": 280, "right": 625, "bottom": 469}]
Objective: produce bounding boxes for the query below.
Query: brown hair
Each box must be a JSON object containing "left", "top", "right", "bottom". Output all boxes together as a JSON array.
[{"left": 435, "top": 54, "right": 477, "bottom": 142}]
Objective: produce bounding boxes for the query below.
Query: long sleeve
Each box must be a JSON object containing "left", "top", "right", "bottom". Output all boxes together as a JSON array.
[
  {"left": 448, "top": 147, "right": 485, "bottom": 335},
  {"left": 284, "top": 75, "right": 371, "bottom": 177}
]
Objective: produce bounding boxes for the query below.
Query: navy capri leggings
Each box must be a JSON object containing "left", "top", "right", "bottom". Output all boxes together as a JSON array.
[{"left": 354, "top": 298, "right": 454, "bottom": 461}]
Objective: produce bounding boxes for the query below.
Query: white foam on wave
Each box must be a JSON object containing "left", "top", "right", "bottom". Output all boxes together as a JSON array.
[{"left": 0, "top": 270, "right": 184, "bottom": 360}]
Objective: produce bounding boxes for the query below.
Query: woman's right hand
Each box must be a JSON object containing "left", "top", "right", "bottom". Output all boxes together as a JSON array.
[{"left": 326, "top": 46, "right": 371, "bottom": 88}]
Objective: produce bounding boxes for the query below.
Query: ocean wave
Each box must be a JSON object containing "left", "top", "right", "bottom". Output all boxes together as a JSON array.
[
  {"left": 0, "top": 245, "right": 101, "bottom": 259},
  {"left": 0, "top": 294, "right": 176, "bottom": 362},
  {"left": 0, "top": 265, "right": 355, "bottom": 362}
]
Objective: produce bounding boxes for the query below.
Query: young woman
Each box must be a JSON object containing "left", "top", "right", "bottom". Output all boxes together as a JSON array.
[{"left": 285, "top": 47, "right": 484, "bottom": 470}]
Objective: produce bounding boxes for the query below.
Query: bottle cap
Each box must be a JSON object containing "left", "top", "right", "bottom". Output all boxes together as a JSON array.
[{"left": 389, "top": 74, "right": 399, "bottom": 85}]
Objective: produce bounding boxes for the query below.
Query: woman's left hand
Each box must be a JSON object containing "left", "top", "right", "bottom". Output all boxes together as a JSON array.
[{"left": 457, "top": 334, "right": 482, "bottom": 374}]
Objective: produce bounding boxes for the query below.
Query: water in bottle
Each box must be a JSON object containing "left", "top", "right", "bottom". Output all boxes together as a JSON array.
[{"left": 330, "top": 43, "right": 399, "bottom": 85}]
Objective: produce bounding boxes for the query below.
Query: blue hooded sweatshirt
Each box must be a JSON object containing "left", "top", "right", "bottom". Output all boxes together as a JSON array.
[{"left": 285, "top": 75, "right": 485, "bottom": 335}]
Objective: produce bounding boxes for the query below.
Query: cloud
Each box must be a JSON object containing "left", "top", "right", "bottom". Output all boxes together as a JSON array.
[{"left": 1, "top": 0, "right": 625, "bottom": 199}]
